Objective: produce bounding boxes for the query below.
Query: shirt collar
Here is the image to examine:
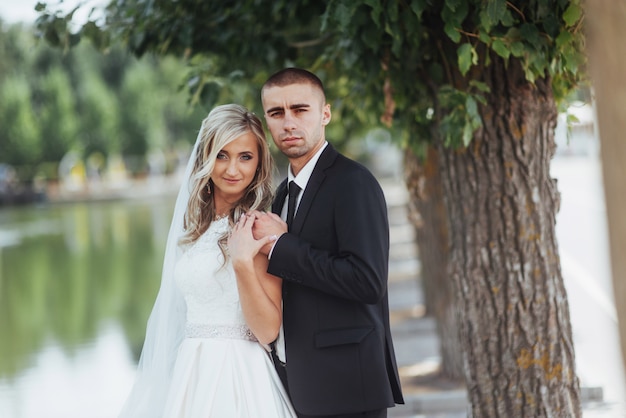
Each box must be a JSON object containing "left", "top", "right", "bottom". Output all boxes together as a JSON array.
[{"left": 288, "top": 141, "right": 328, "bottom": 189}]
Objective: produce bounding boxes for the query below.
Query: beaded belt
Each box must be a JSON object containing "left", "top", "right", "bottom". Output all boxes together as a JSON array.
[{"left": 185, "top": 323, "right": 258, "bottom": 342}]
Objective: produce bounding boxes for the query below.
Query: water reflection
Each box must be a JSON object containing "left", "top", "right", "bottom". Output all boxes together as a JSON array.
[{"left": 0, "top": 196, "right": 175, "bottom": 418}]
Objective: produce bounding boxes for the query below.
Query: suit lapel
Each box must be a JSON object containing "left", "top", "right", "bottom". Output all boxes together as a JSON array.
[
  {"left": 289, "top": 144, "right": 338, "bottom": 234},
  {"left": 273, "top": 179, "right": 288, "bottom": 215}
]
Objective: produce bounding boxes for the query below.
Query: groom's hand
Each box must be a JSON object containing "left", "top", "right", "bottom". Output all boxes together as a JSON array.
[{"left": 250, "top": 211, "right": 287, "bottom": 256}]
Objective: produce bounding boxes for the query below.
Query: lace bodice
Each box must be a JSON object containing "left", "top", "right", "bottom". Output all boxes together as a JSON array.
[{"left": 174, "top": 217, "right": 250, "bottom": 336}]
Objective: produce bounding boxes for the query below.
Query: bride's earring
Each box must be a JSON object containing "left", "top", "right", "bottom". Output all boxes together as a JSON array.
[{"left": 206, "top": 181, "right": 212, "bottom": 195}]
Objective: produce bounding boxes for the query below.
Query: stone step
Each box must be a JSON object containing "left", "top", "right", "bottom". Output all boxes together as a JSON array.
[{"left": 381, "top": 178, "right": 409, "bottom": 208}]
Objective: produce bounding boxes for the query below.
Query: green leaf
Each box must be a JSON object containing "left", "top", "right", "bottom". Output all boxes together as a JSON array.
[
  {"left": 388, "top": 0, "right": 399, "bottom": 22},
  {"left": 462, "top": 119, "right": 473, "bottom": 146},
  {"left": 486, "top": 0, "right": 507, "bottom": 25},
  {"left": 442, "top": 1, "right": 468, "bottom": 42},
  {"left": 498, "top": 8, "right": 513, "bottom": 26},
  {"left": 479, "top": 9, "right": 494, "bottom": 32},
  {"left": 388, "top": 23, "right": 404, "bottom": 57},
  {"left": 504, "top": 27, "right": 521, "bottom": 40},
  {"left": 367, "top": 0, "right": 384, "bottom": 28},
  {"left": 556, "top": 30, "right": 573, "bottom": 48},
  {"left": 491, "top": 39, "right": 510, "bottom": 60},
  {"left": 325, "top": 1, "right": 356, "bottom": 31},
  {"left": 520, "top": 23, "right": 541, "bottom": 45},
  {"left": 339, "top": 2, "right": 357, "bottom": 28},
  {"left": 563, "top": 49, "right": 581, "bottom": 73},
  {"left": 469, "top": 80, "right": 490, "bottom": 94},
  {"left": 451, "top": 0, "right": 469, "bottom": 21},
  {"left": 457, "top": 43, "right": 473, "bottom": 75},
  {"left": 542, "top": 14, "right": 560, "bottom": 37},
  {"left": 320, "top": 2, "right": 332, "bottom": 31},
  {"left": 465, "top": 96, "right": 478, "bottom": 119},
  {"left": 478, "top": 30, "right": 491, "bottom": 44},
  {"left": 474, "top": 94, "right": 487, "bottom": 105},
  {"left": 445, "top": 0, "right": 462, "bottom": 12},
  {"left": 563, "top": 3, "right": 581, "bottom": 27},
  {"left": 462, "top": 96, "right": 483, "bottom": 146},
  {"left": 523, "top": 63, "right": 536, "bottom": 83},
  {"left": 466, "top": 96, "right": 482, "bottom": 128},
  {"left": 444, "top": 21, "right": 461, "bottom": 42},
  {"left": 510, "top": 41, "right": 525, "bottom": 57},
  {"left": 410, "top": 0, "right": 426, "bottom": 18},
  {"left": 531, "top": 53, "right": 548, "bottom": 74}
]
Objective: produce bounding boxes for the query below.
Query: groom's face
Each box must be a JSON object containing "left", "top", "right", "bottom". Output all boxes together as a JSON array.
[{"left": 262, "top": 82, "right": 331, "bottom": 166}]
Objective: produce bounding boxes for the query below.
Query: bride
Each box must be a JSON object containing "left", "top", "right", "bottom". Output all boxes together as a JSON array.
[{"left": 118, "top": 104, "right": 296, "bottom": 417}]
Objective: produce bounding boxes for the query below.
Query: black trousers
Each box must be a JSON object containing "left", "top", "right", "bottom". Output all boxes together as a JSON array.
[
  {"left": 297, "top": 409, "right": 387, "bottom": 418},
  {"left": 270, "top": 347, "right": 289, "bottom": 396},
  {"left": 270, "top": 349, "right": 387, "bottom": 418}
]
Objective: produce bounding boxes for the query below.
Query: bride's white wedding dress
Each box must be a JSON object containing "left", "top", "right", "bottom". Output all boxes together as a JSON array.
[{"left": 162, "top": 217, "right": 296, "bottom": 417}]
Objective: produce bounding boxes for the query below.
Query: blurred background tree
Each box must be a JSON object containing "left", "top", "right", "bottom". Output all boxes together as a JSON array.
[{"left": 0, "top": 21, "right": 207, "bottom": 186}]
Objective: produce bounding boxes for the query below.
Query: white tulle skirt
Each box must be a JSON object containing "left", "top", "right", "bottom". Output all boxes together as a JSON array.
[{"left": 162, "top": 337, "right": 296, "bottom": 418}]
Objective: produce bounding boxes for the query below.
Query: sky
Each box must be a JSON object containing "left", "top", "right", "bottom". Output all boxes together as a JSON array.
[
  {"left": 0, "top": 0, "right": 103, "bottom": 25},
  {"left": 0, "top": 0, "right": 41, "bottom": 23}
]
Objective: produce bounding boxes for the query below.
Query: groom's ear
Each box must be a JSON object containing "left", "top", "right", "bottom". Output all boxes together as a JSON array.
[{"left": 322, "top": 104, "right": 331, "bottom": 126}]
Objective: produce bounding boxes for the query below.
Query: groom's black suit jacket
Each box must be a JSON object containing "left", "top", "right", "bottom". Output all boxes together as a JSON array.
[{"left": 268, "top": 144, "right": 404, "bottom": 416}]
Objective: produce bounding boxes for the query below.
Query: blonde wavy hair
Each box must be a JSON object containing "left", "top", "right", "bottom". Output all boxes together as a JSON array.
[{"left": 180, "top": 104, "right": 274, "bottom": 257}]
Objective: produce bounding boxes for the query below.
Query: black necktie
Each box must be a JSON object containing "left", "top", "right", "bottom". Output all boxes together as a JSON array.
[{"left": 286, "top": 181, "right": 301, "bottom": 230}]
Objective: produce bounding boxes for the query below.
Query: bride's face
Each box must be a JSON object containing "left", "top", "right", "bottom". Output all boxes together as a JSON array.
[{"left": 210, "top": 132, "right": 259, "bottom": 209}]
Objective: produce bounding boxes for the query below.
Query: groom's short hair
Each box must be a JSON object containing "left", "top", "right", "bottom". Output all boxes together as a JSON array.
[{"left": 262, "top": 67, "right": 326, "bottom": 102}]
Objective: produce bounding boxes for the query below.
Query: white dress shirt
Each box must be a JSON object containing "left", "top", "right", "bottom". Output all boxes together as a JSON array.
[{"left": 274, "top": 141, "right": 328, "bottom": 363}]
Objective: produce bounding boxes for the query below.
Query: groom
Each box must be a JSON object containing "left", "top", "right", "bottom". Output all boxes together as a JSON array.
[{"left": 253, "top": 67, "right": 404, "bottom": 418}]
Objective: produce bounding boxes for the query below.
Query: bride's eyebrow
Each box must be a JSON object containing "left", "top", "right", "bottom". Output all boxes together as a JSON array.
[{"left": 217, "top": 150, "right": 256, "bottom": 156}]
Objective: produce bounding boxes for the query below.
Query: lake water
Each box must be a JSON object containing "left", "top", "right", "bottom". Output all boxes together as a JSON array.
[{"left": 0, "top": 196, "right": 176, "bottom": 418}]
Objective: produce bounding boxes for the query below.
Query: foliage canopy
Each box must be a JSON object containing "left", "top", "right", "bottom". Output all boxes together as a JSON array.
[{"left": 35, "top": 0, "right": 586, "bottom": 153}]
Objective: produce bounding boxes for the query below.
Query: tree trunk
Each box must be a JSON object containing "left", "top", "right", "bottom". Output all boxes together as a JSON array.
[
  {"left": 404, "top": 146, "right": 464, "bottom": 380},
  {"left": 438, "top": 57, "right": 581, "bottom": 416},
  {"left": 585, "top": 0, "right": 626, "bottom": 388}
]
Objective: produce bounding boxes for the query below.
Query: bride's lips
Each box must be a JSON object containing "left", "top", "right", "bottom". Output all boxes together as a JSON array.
[{"left": 223, "top": 178, "right": 240, "bottom": 184}]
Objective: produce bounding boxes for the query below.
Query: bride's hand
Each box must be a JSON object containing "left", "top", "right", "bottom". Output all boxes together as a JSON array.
[{"left": 228, "top": 214, "right": 277, "bottom": 263}]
